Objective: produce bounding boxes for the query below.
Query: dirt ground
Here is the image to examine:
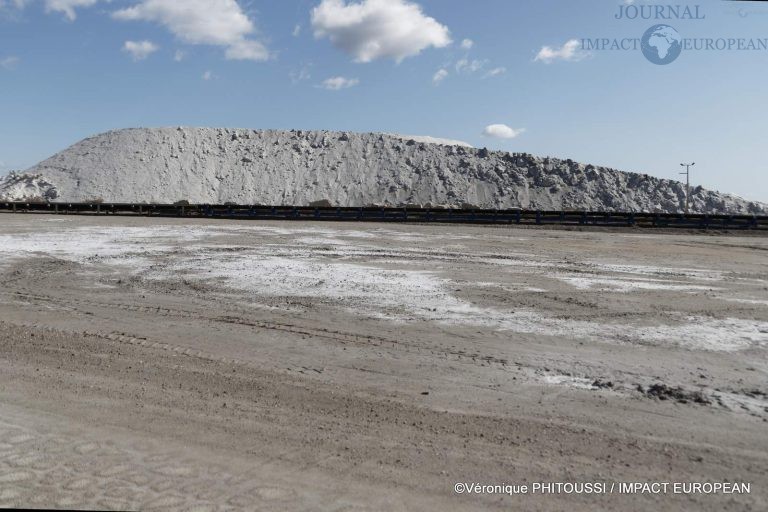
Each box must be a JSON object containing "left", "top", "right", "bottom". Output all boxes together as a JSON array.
[{"left": 0, "top": 214, "right": 766, "bottom": 511}]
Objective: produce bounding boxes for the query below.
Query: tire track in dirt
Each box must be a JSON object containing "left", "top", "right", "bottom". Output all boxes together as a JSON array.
[
  {"left": 5, "top": 288, "right": 765, "bottom": 419},
  {"left": 0, "top": 289, "right": 512, "bottom": 370}
]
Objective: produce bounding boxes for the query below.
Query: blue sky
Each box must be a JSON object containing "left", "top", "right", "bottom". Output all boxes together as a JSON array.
[{"left": 1, "top": 0, "right": 767, "bottom": 201}]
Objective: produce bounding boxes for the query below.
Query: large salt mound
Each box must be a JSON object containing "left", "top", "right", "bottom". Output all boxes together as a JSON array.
[{"left": 3, "top": 127, "right": 766, "bottom": 214}]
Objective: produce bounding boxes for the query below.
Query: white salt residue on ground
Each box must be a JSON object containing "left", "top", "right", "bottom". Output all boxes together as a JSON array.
[
  {"left": 717, "top": 297, "right": 768, "bottom": 307},
  {"left": 164, "top": 255, "right": 454, "bottom": 321},
  {"left": 628, "top": 318, "right": 768, "bottom": 352},
  {"left": 557, "top": 276, "right": 721, "bottom": 293},
  {"left": 216, "top": 224, "right": 515, "bottom": 244},
  {"left": 543, "top": 259, "right": 737, "bottom": 293},
  {"left": 1, "top": 224, "right": 766, "bottom": 352},
  {"left": 0, "top": 226, "right": 214, "bottom": 271},
  {"left": 588, "top": 262, "right": 726, "bottom": 281},
  {"left": 158, "top": 249, "right": 767, "bottom": 352},
  {"left": 540, "top": 375, "right": 598, "bottom": 390}
]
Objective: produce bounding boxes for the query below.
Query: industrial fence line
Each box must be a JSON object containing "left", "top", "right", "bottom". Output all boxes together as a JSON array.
[{"left": 1, "top": 202, "right": 766, "bottom": 230}]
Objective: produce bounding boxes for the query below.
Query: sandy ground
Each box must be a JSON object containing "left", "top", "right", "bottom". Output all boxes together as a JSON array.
[{"left": 0, "top": 215, "right": 766, "bottom": 511}]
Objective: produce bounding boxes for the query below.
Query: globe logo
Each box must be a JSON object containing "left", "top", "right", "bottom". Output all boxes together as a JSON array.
[{"left": 641, "top": 24, "right": 682, "bottom": 65}]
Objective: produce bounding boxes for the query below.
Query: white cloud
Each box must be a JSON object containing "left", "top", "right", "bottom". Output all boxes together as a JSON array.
[
  {"left": 321, "top": 76, "right": 359, "bottom": 90},
  {"left": 225, "top": 39, "right": 269, "bottom": 61},
  {"left": 534, "top": 39, "right": 587, "bottom": 63},
  {"left": 484, "top": 66, "right": 506, "bottom": 78},
  {"left": 483, "top": 124, "right": 526, "bottom": 139},
  {"left": 311, "top": 0, "right": 451, "bottom": 63},
  {"left": 113, "top": 0, "right": 269, "bottom": 62},
  {"left": 460, "top": 38, "right": 473, "bottom": 50},
  {"left": 174, "top": 49, "right": 185, "bottom": 62},
  {"left": 202, "top": 70, "right": 213, "bottom": 80},
  {"left": 122, "top": 40, "right": 158, "bottom": 61},
  {"left": 0, "top": 55, "right": 19, "bottom": 70},
  {"left": 292, "top": 24, "right": 301, "bottom": 37},
  {"left": 45, "top": 0, "right": 99, "bottom": 21},
  {"left": 432, "top": 68, "right": 448, "bottom": 85},
  {"left": 455, "top": 58, "right": 486, "bottom": 74}
]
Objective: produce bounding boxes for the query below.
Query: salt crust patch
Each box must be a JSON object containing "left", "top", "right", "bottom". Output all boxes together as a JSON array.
[
  {"left": 541, "top": 375, "right": 597, "bottom": 390},
  {"left": 589, "top": 262, "right": 725, "bottom": 281},
  {"left": 558, "top": 276, "right": 720, "bottom": 293},
  {"left": 718, "top": 297, "right": 768, "bottom": 307},
  {"left": 0, "top": 224, "right": 765, "bottom": 352}
]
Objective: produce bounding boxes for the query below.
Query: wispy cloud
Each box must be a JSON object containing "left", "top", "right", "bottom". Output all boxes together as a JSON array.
[
  {"left": 46, "top": 0, "right": 99, "bottom": 21},
  {"left": 290, "top": 63, "right": 312, "bottom": 84},
  {"left": 484, "top": 66, "right": 506, "bottom": 78},
  {"left": 321, "top": 76, "right": 359, "bottom": 90},
  {"left": 1, "top": 0, "right": 98, "bottom": 21},
  {"left": 0, "top": 0, "right": 31, "bottom": 11},
  {"left": 434, "top": 57, "right": 504, "bottom": 85},
  {"left": 0, "top": 55, "right": 20, "bottom": 70},
  {"left": 534, "top": 39, "right": 588, "bottom": 63},
  {"left": 455, "top": 58, "right": 486, "bottom": 74},
  {"left": 122, "top": 40, "right": 159, "bottom": 61},
  {"left": 0, "top": 0, "right": 30, "bottom": 7},
  {"left": 432, "top": 68, "right": 448, "bottom": 85}
]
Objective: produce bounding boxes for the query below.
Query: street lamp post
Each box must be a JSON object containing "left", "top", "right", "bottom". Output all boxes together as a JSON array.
[{"left": 680, "top": 162, "right": 695, "bottom": 215}]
